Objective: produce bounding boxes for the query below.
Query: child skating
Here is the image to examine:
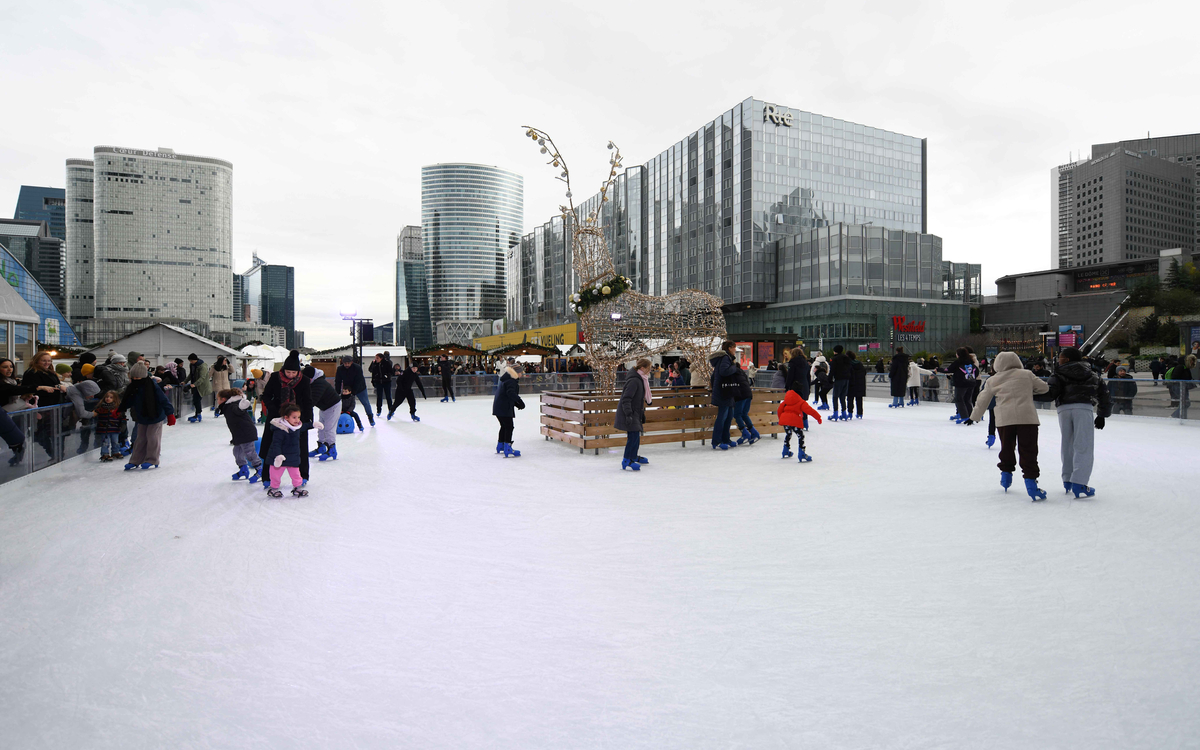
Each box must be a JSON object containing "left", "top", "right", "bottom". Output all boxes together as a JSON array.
[
  {"left": 777, "top": 389, "right": 822, "bottom": 462},
  {"left": 264, "top": 403, "right": 317, "bottom": 498},
  {"left": 93, "top": 390, "right": 125, "bottom": 462},
  {"left": 341, "top": 388, "right": 364, "bottom": 432},
  {"left": 217, "top": 387, "right": 263, "bottom": 483},
  {"left": 964, "top": 351, "right": 1050, "bottom": 501}
]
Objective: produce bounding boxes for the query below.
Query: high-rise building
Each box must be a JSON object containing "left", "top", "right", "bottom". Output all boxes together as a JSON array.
[
  {"left": 512, "top": 97, "right": 976, "bottom": 354},
  {"left": 0, "top": 221, "right": 80, "bottom": 345},
  {"left": 0, "top": 219, "right": 66, "bottom": 312},
  {"left": 65, "top": 159, "right": 95, "bottom": 324},
  {"left": 421, "top": 164, "right": 522, "bottom": 340},
  {"left": 232, "top": 273, "right": 247, "bottom": 322},
  {"left": 1052, "top": 147, "right": 1193, "bottom": 269},
  {"left": 64, "top": 146, "right": 234, "bottom": 344},
  {"left": 395, "top": 225, "right": 432, "bottom": 350},
  {"left": 240, "top": 252, "right": 297, "bottom": 349},
  {"left": 14, "top": 186, "right": 66, "bottom": 241},
  {"left": 1092, "top": 133, "right": 1200, "bottom": 248},
  {"left": 1050, "top": 159, "right": 1088, "bottom": 269}
]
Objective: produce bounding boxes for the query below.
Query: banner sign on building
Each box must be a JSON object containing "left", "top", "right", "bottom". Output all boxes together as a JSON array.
[
  {"left": 757, "top": 342, "right": 774, "bottom": 366},
  {"left": 735, "top": 342, "right": 753, "bottom": 369},
  {"left": 1058, "top": 324, "right": 1083, "bottom": 348}
]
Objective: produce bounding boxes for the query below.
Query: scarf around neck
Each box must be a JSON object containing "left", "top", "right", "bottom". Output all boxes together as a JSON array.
[
  {"left": 638, "top": 370, "right": 653, "bottom": 404},
  {"left": 279, "top": 371, "right": 302, "bottom": 405}
]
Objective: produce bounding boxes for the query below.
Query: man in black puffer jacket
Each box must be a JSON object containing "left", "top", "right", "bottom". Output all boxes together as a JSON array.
[
  {"left": 1035, "top": 347, "right": 1111, "bottom": 498},
  {"left": 828, "top": 345, "right": 852, "bottom": 421}
]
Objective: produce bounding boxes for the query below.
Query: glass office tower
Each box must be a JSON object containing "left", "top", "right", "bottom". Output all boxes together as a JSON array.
[
  {"left": 421, "top": 164, "right": 523, "bottom": 330},
  {"left": 14, "top": 186, "right": 66, "bottom": 241},
  {"left": 240, "top": 253, "right": 296, "bottom": 349},
  {"left": 395, "top": 226, "right": 432, "bottom": 350}
]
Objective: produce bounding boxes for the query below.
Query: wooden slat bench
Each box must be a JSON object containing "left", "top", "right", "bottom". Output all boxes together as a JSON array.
[{"left": 540, "top": 387, "right": 787, "bottom": 454}]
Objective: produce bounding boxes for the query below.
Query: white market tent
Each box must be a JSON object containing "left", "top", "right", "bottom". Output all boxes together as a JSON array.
[
  {"left": 240, "top": 344, "right": 292, "bottom": 375},
  {"left": 86, "top": 323, "right": 245, "bottom": 371}
]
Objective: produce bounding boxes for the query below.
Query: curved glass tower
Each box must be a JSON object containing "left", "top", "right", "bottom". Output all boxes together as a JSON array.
[{"left": 421, "top": 164, "right": 522, "bottom": 330}]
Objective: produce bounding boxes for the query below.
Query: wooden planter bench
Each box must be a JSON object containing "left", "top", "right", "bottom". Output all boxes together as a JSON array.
[{"left": 540, "top": 387, "right": 786, "bottom": 454}]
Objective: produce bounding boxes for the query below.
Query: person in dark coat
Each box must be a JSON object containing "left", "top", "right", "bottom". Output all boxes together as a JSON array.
[
  {"left": 708, "top": 340, "right": 739, "bottom": 450},
  {"left": 334, "top": 355, "right": 373, "bottom": 426},
  {"left": 118, "top": 363, "right": 174, "bottom": 469},
  {"left": 828, "top": 345, "right": 852, "bottom": 420},
  {"left": 368, "top": 353, "right": 394, "bottom": 417},
  {"left": 888, "top": 347, "right": 911, "bottom": 407},
  {"left": 847, "top": 350, "right": 867, "bottom": 419},
  {"left": 492, "top": 362, "right": 525, "bottom": 457},
  {"left": 70, "top": 352, "right": 97, "bottom": 385},
  {"left": 218, "top": 387, "right": 262, "bottom": 481},
  {"left": 264, "top": 403, "right": 312, "bottom": 498},
  {"left": 305, "top": 365, "right": 342, "bottom": 459},
  {"left": 1108, "top": 366, "right": 1137, "bottom": 415},
  {"left": 872, "top": 357, "right": 886, "bottom": 382},
  {"left": 1035, "top": 346, "right": 1112, "bottom": 497},
  {"left": 949, "top": 347, "right": 979, "bottom": 422},
  {"left": 259, "top": 350, "right": 314, "bottom": 485},
  {"left": 727, "top": 361, "right": 758, "bottom": 444},
  {"left": 437, "top": 355, "right": 457, "bottom": 402},
  {"left": 615, "top": 358, "right": 652, "bottom": 470},
  {"left": 388, "top": 363, "right": 428, "bottom": 421},
  {"left": 22, "top": 351, "right": 65, "bottom": 407},
  {"left": 784, "top": 347, "right": 810, "bottom": 399},
  {"left": 1149, "top": 356, "right": 1165, "bottom": 386}
]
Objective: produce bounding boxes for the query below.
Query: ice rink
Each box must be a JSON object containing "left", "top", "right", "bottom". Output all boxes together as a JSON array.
[{"left": 2, "top": 394, "right": 1198, "bottom": 748}]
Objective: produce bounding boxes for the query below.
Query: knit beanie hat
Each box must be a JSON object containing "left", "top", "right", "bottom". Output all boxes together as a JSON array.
[
  {"left": 1061, "top": 347, "right": 1082, "bottom": 362},
  {"left": 302, "top": 365, "right": 316, "bottom": 379},
  {"left": 251, "top": 368, "right": 263, "bottom": 378},
  {"left": 187, "top": 353, "right": 198, "bottom": 361},
  {"left": 81, "top": 363, "right": 95, "bottom": 377},
  {"left": 130, "top": 363, "right": 149, "bottom": 379},
  {"left": 283, "top": 349, "right": 302, "bottom": 371},
  {"left": 110, "top": 353, "right": 127, "bottom": 364}
]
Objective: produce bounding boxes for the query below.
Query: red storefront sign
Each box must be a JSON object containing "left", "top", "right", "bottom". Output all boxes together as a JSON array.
[{"left": 892, "top": 316, "right": 925, "bottom": 333}]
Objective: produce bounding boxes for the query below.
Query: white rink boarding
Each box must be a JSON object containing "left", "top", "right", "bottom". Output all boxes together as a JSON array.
[{"left": 1, "top": 395, "right": 1197, "bottom": 749}]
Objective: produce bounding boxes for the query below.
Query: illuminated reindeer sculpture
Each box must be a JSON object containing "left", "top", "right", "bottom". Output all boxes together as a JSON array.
[{"left": 523, "top": 127, "right": 727, "bottom": 395}]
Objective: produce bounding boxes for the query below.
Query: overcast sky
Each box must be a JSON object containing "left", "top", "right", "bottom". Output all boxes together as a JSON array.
[{"left": 3, "top": 0, "right": 1196, "bottom": 348}]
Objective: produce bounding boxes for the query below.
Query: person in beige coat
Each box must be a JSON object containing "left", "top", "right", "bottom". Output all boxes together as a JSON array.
[
  {"left": 906, "top": 360, "right": 932, "bottom": 405},
  {"left": 966, "top": 351, "right": 1050, "bottom": 500}
]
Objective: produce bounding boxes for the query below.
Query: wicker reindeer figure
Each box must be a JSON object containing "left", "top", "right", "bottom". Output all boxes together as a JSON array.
[{"left": 523, "top": 127, "right": 727, "bottom": 394}]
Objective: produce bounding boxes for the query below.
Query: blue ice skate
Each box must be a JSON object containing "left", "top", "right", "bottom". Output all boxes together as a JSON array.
[
  {"left": 124, "top": 462, "right": 137, "bottom": 470},
  {"left": 817, "top": 404, "right": 829, "bottom": 411},
  {"left": 308, "top": 444, "right": 326, "bottom": 458},
  {"left": 386, "top": 411, "right": 394, "bottom": 421},
  {"left": 986, "top": 435, "right": 996, "bottom": 448},
  {"left": 232, "top": 465, "right": 250, "bottom": 481},
  {"left": 411, "top": 414, "right": 420, "bottom": 421},
  {"left": 636, "top": 457, "right": 649, "bottom": 464},
  {"left": 1063, "top": 481, "right": 1072, "bottom": 494},
  {"left": 797, "top": 450, "right": 812, "bottom": 462},
  {"left": 781, "top": 446, "right": 793, "bottom": 459},
  {"left": 1025, "top": 478, "right": 1047, "bottom": 501},
  {"left": 502, "top": 443, "right": 521, "bottom": 457},
  {"left": 320, "top": 444, "right": 337, "bottom": 461},
  {"left": 1000, "top": 471, "right": 1012, "bottom": 492},
  {"left": 712, "top": 441, "right": 729, "bottom": 450},
  {"left": 747, "top": 427, "right": 761, "bottom": 443},
  {"left": 140, "top": 462, "right": 157, "bottom": 470},
  {"left": 496, "top": 441, "right": 504, "bottom": 454},
  {"left": 856, "top": 413, "right": 863, "bottom": 419},
  {"left": 620, "top": 458, "right": 641, "bottom": 471},
  {"left": 949, "top": 414, "right": 960, "bottom": 421},
  {"left": 1070, "top": 483, "right": 1096, "bottom": 498},
  {"left": 440, "top": 396, "right": 448, "bottom": 403},
  {"left": 248, "top": 468, "right": 262, "bottom": 484}
]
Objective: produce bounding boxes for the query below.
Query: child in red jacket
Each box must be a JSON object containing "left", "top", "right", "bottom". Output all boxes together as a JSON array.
[{"left": 778, "top": 390, "right": 822, "bottom": 462}]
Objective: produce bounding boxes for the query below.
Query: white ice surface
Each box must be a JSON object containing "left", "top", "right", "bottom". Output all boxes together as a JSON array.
[{"left": 2, "top": 396, "right": 1198, "bottom": 749}]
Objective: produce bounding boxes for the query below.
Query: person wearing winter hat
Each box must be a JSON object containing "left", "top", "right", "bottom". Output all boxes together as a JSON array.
[
  {"left": 334, "top": 355, "right": 373, "bottom": 426},
  {"left": 184, "top": 353, "right": 212, "bottom": 422},
  {"left": 1034, "top": 346, "right": 1111, "bottom": 498},
  {"left": 258, "top": 350, "right": 314, "bottom": 488},
  {"left": 71, "top": 352, "right": 97, "bottom": 384},
  {"left": 966, "top": 351, "right": 1050, "bottom": 500},
  {"left": 80, "top": 362, "right": 95, "bottom": 379},
  {"left": 777, "top": 385, "right": 823, "bottom": 461},
  {"left": 118, "top": 361, "right": 173, "bottom": 469}
]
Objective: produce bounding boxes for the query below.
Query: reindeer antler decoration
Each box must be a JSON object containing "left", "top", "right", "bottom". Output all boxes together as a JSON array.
[{"left": 522, "top": 126, "right": 623, "bottom": 227}]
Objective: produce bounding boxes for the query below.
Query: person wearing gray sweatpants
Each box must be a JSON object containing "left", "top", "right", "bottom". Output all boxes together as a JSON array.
[
  {"left": 305, "top": 366, "right": 343, "bottom": 461},
  {"left": 1036, "top": 347, "right": 1111, "bottom": 498}
]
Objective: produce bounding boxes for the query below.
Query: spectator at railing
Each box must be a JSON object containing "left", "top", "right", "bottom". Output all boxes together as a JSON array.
[
  {"left": 1, "top": 358, "right": 41, "bottom": 411},
  {"left": 1109, "top": 366, "right": 1137, "bottom": 416},
  {"left": 22, "top": 351, "right": 65, "bottom": 407}
]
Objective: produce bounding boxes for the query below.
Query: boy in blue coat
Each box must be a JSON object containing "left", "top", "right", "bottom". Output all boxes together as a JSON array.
[{"left": 264, "top": 403, "right": 318, "bottom": 497}]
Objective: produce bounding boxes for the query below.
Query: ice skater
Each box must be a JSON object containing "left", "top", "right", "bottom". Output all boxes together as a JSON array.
[
  {"left": 258, "top": 351, "right": 314, "bottom": 490},
  {"left": 93, "top": 390, "right": 126, "bottom": 462},
  {"left": 341, "top": 388, "right": 364, "bottom": 432},
  {"left": 118, "top": 363, "right": 174, "bottom": 470},
  {"left": 437, "top": 355, "right": 457, "bottom": 402},
  {"left": 1035, "top": 347, "right": 1111, "bottom": 498},
  {"left": 811, "top": 362, "right": 831, "bottom": 411},
  {"left": 184, "top": 353, "right": 211, "bottom": 423},
  {"left": 887, "top": 347, "right": 910, "bottom": 407},
  {"left": 218, "top": 387, "right": 263, "bottom": 483},
  {"left": 334, "top": 355, "right": 374, "bottom": 427},
  {"left": 369, "top": 353, "right": 394, "bottom": 417},
  {"left": 950, "top": 348, "right": 977, "bottom": 423},
  {"left": 730, "top": 359, "right": 759, "bottom": 444},
  {"left": 388, "top": 363, "right": 427, "bottom": 421},
  {"left": 306, "top": 365, "right": 342, "bottom": 461},
  {"left": 847, "top": 350, "right": 866, "bottom": 419},
  {"left": 907, "top": 358, "right": 932, "bottom": 406},
  {"left": 615, "top": 358, "right": 652, "bottom": 470},
  {"left": 964, "top": 351, "right": 1049, "bottom": 500},
  {"left": 264, "top": 403, "right": 317, "bottom": 498},
  {"left": 778, "top": 386, "right": 822, "bottom": 461},
  {"left": 492, "top": 359, "right": 525, "bottom": 457}
]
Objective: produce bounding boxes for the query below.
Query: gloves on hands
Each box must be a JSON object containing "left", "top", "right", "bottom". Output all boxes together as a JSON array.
[
  {"left": 1094, "top": 416, "right": 1105, "bottom": 430},
  {"left": 273, "top": 455, "right": 284, "bottom": 467},
  {"left": 313, "top": 420, "right": 323, "bottom": 431}
]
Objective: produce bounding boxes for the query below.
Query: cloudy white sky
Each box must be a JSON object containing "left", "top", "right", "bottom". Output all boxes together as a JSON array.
[{"left": 3, "top": 0, "right": 1196, "bottom": 347}]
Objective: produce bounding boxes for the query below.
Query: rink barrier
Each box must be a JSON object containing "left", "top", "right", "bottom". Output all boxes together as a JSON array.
[{"left": 539, "top": 387, "right": 787, "bottom": 454}]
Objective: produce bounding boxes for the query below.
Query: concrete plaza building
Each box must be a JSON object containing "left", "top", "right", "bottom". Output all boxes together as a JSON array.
[
  {"left": 421, "top": 164, "right": 522, "bottom": 342},
  {"left": 64, "top": 146, "right": 234, "bottom": 344}
]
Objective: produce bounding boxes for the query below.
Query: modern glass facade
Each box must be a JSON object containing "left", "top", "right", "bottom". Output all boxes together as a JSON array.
[
  {"left": 14, "top": 186, "right": 66, "bottom": 240},
  {"left": 241, "top": 254, "right": 296, "bottom": 349},
  {"left": 395, "top": 226, "right": 432, "bottom": 350},
  {"left": 66, "top": 146, "right": 233, "bottom": 344},
  {"left": 65, "top": 159, "right": 95, "bottom": 324},
  {"left": 0, "top": 219, "right": 66, "bottom": 313},
  {"left": 421, "top": 164, "right": 522, "bottom": 327},
  {"left": 0, "top": 239, "right": 80, "bottom": 345}
]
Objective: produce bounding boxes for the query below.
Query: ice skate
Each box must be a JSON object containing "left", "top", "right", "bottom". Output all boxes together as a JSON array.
[
  {"left": 248, "top": 468, "right": 262, "bottom": 484},
  {"left": 323, "top": 445, "right": 338, "bottom": 461},
  {"left": 1070, "top": 483, "right": 1096, "bottom": 498},
  {"left": 636, "top": 457, "right": 649, "bottom": 464},
  {"left": 620, "top": 458, "right": 641, "bottom": 471},
  {"left": 1000, "top": 471, "right": 1012, "bottom": 492},
  {"left": 386, "top": 411, "right": 395, "bottom": 421},
  {"left": 949, "top": 414, "right": 960, "bottom": 421},
  {"left": 817, "top": 404, "right": 828, "bottom": 411},
  {"left": 781, "top": 446, "right": 793, "bottom": 459},
  {"left": 267, "top": 487, "right": 283, "bottom": 498},
  {"left": 797, "top": 450, "right": 812, "bottom": 462},
  {"left": 986, "top": 435, "right": 995, "bottom": 448},
  {"left": 1063, "top": 481, "right": 1072, "bottom": 494},
  {"left": 713, "top": 442, "right": 729, "bottom": 450},
  {"left": 747, "top": 427, "right": 760, "bottom": 444},
  {"left": 440, "top": 396, "right": 448, "bottom": 403},
  {"left": 411, "top": 414, "right": 420, "bottom": 422},
  {"left": 308, "top": 443, "right": 326, "bottom": 458},
  {"left": 291, "top": 487, "right": 309, "bottom": 497},
  {"left": 124, "top": 462, "right": 137, "bottom": 470},
  {"left": 502, "top": 443, "right": 521, "bottom": 457},
  {"left": 140, "top": 462, "right": 157, "bottom": 470},
  {"left": 855, "top": 413, "right": 863, "bottom": 419},
  {"left": 496, "top": 442, "right": 504, "bottom": 454},
  {"left": 1025, "top": 478, "right": 1047, "bottom": 501},
  {"left": 232, "top": 465, "right": 250, "bottom": 481}
]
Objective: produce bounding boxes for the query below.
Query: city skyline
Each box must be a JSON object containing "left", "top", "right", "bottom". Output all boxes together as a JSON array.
[{"left": 2, "top": 0, "right": 1197, "bottom": 347}]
